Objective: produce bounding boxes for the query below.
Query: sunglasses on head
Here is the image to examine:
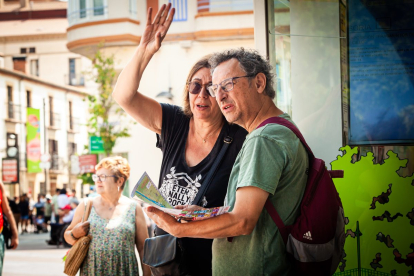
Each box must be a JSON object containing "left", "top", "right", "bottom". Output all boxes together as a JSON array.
[{"left": 188, "top": 81, "right": 213, "bottom": 95}]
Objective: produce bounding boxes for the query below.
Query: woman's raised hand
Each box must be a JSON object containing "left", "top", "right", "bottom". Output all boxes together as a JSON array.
[{"left": 140, "top": 3, "right": 175, "bottom": 55}]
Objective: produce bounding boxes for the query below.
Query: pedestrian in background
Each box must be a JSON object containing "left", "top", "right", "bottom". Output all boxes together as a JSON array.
[
  {"left": 17, "top": 194, "right": 29, "bottom": 233},
  {"left": 44, "top": 197, "right": 52, "bottom": 226},
  {"left": 8, "top": 197, "right": 20, "bottom": 233},
  {"left": 0, "top": 181, "right": 19, "bottom": 275},
  {"left": 51, "top": 188, "right": 60, "bottom": 222},
  {"left": 64, "top": 156, "right": 150, "bottom": 276}
]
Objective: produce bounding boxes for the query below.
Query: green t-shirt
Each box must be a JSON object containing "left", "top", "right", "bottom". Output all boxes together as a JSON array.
[{"left": 212, "top": 114, "right": 309, "bottom": 276}]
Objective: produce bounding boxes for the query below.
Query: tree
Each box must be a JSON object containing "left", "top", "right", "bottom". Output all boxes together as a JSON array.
[{"left": 85, "top": 47, "right": 133, "bottom": 156}]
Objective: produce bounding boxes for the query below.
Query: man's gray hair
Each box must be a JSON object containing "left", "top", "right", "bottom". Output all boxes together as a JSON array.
[{"left": 209, "top": 48, "right": 276, "bottom": 99}]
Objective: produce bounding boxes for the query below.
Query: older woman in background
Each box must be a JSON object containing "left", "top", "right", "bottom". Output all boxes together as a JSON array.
[{"left": 64, "top": 157, "right": 150, "bottom": 276}]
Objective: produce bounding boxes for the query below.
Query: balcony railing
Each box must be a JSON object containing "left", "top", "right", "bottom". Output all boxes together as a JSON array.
[
  {"left": 65, "top": 73, "right": 85, "bottom": 86},
  {"left": 49, "top": 112, "right": 61, "bottom": 128},
  {"left": 69, "top": 117, "right": 80, "bottom": 132},
  {"left": 6, "top": 102, "right": 22, "bottom": 121},
  {"left": 197, "top": 0, "right": 253, "bottom": 13},
  {"left": 51, "top": 153, "right": 62, "bottom": 171},
  {"left": 68, "top": 5, "right": 108, "bottom": 26}
]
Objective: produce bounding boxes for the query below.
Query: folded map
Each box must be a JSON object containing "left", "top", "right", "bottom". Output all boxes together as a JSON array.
[{"left": 131, "top": 172, "right": 230, "bottom": 220}]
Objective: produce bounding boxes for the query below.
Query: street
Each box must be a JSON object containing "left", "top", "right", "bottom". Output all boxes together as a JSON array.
[{"left": 3, "top": 232, "right": 69, "bottom": 276}]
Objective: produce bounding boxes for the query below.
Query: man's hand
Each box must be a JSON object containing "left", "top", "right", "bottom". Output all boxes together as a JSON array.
[
  {"left": 139, "top": 3, "right": 175, "bottom": 56},
  {"left": 144, "top": 206, "right": 182, "bottom": 237},
  {"left": 174, "top": 205, "right": 206, "bottom": 211},
  {"left": 10, "top": 236, "right": 18, "bottom": 249},
  {"left": 71, "top": 221, "right": 90, "bottom": 239}
]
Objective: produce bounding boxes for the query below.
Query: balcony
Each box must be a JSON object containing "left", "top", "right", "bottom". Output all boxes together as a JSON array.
[
  {"left": 68, "top": 5, "right": 108, "bottom": 26},
  {"left": 50, "top": 153, "right": 62, "bottom": 171},
  {"left": 5, "top": 102, "right": 23, "bottom": 122},
  {"left": 65, "top": 73, "right": 85, "bottom": 86},
  {"left": 68, "top": 117, "right": 80, "bottom": 132},
  {"left": 49, "top": 112, "right": 61, "bottom": 129},
  {"left": 197, "top": 0, "right": 253, "bottom": 13},
  {"left": 66, "top": 1, "right": 141, "bottom": 56}
]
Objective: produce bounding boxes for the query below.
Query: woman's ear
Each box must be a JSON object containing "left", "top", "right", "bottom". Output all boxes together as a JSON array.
[{"left": 255, "top": 73, "right": 267, "bottom": 94}]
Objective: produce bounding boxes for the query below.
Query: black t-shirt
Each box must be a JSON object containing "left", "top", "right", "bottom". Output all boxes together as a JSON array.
[{"left": 155, "top": 104, "right": 247, "bottom": 275}]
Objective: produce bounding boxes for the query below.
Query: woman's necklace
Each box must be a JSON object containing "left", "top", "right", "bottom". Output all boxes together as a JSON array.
[
  {"left": 195, "top": 129, "right": 216, "bottom": 143},
  {"left": 194, "top": 120, "right": 223, "bottom": 143}
]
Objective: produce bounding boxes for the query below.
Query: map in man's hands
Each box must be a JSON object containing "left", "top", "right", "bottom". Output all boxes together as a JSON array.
[
  {"left": 131, "top": 172, "right": 230, "bottom": 220},
  {"left": 131, "top": 172, "right": 173, "bottom": 209}
]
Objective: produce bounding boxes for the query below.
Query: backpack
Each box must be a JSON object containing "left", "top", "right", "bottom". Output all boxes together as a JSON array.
[{"left": 258, "top": 117, "right": 346, "bottom": 276}]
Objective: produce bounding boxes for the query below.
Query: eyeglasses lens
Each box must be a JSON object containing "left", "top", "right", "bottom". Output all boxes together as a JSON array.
[{"left": 189, "top": 82, "right": 202, "bottom": 94}]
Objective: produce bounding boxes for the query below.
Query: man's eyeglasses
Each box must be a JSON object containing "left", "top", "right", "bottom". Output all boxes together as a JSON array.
[
  {"left": 207, "top": 75, "right": 255, "bottom": 97},
  {"left": 188, "top": 81, "right": 212, "bottom": 95},
  {"left": 92, "top": 174, "right": 116, "bottom": 182}
]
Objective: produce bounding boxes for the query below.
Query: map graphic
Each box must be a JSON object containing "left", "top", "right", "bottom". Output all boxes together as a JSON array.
[
  {"left": 131, "top": 172, "right": 172, "bottom": 208},
  {"left": 331, "top": 146, "right": 414, "bottom": 275}
]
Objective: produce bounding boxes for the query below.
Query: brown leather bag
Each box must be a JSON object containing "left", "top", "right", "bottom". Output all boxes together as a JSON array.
[{"left": 64, "top": 199, "right": 93, "bottom": 276}]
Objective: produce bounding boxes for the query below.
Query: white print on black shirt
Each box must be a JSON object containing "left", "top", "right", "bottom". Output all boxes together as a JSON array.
[{"left": 159, "top": 167, "right": 202, "bottom": 207}]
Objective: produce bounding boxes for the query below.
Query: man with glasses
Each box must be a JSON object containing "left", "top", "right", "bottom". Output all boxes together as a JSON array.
[{"left": 146, "top": 48, "right": 309, "bottom": 275}]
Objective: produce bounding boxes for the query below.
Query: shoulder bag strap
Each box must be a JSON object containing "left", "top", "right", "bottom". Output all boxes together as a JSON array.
[
  {"left": 81, "top": 198, "right": 93, "bottom": 223},
  {"left": 191, "top": 124, "right": 238, "bottom": 206}
]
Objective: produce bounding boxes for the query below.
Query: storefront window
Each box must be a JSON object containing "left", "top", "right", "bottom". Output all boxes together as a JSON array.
[{"left": 267, "top": 0, "right": 346, "bottom": 164}]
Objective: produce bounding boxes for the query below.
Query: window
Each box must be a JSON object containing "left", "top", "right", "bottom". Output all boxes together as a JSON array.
[
  {"left": 30, "top": 59, "right": 39, "bottom": 77},
  {"left": 94, "top": 0, "right": 104, "bottom": 15},
  {"left": 68, "top": 58, "right": 84, "bottom": 86},
  {"left": 79, "top": 0, "right": 86, "bottom": 18},
  {"left": 68, "top": 142, "right": 77, "bottom": 156},
  {"left": 20, "top": 48, "right": 27, "bottom": 54},
  {"left": 49, "top": 96, "right": 54, "bottom": 126},
  {"left": 170, "top": 0, "right": 188, "bottom": 22},
  {"left": 49, "top": 139, "right": 58, "bottom": 154},
  {"left": 7, "top": 86, "right": 13, "bottom": 119},
  {"left": 26, "top": 91, "right": 31, "bottom": 108},
  {"left": 29, "top": 47, "right": 35, "bottom": 53},
  {"left": 69, "top": 101, "right": 73, "bottom": 129}
]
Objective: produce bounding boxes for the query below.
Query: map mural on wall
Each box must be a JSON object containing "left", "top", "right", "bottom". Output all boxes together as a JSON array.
[
  {"left": 348, "top": 0, "right": 414, "bottom": 145},
  {"left": 331, "top": 146, "right": 414, "bottom": 275}
]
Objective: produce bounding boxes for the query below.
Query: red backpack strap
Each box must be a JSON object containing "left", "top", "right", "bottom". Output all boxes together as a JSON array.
[
  {"left": 265, "top": 199, "right": 289, "bottom": 244},
  {"left": 257, "top": 117, "right": 315, "bottom": 159}
]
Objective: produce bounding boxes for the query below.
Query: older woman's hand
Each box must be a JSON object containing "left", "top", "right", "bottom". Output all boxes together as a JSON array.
[{"left": 71, "top": 221, "right": 90, "bottom": 239}]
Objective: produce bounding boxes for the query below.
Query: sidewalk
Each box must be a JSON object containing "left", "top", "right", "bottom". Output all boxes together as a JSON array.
[{"left": 3, "top": 232, "right": 68, "bottom": 276}]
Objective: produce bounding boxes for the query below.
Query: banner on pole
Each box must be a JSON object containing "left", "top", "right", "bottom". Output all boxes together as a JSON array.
[{"left": 26, "top": 108, "right": 42, "bottom": 173}]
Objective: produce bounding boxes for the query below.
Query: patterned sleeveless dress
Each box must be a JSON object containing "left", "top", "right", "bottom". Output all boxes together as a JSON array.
[{"left": 80, "top": 199, "right": 139, "bottom": 276}]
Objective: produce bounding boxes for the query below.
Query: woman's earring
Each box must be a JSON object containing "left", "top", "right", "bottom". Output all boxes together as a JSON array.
[{"left": 118, "top": 186, "right": 120, "bottom": 192}]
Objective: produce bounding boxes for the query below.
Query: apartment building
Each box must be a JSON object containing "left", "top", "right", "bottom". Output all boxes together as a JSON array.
[{"left": 0, "top": 0, "right": 91, "bottom": 197}]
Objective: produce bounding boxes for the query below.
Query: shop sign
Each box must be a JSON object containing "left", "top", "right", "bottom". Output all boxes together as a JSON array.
[
  {"left": 89, "top": 136, "right": 105, "bottom": 154},
  {"left": 79, "top": 154, "right": 97, "bottom": 174},
  {"left": 2, "top": 158, "right": 19, "bottom": 184}
]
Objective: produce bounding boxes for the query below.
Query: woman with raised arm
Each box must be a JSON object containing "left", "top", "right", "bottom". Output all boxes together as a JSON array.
[
  {"left": 112, "top": 4, "right": 247, "bottom": 276},
  {"left": 64, "top": 157, "right": 150, "bottom": 276}
]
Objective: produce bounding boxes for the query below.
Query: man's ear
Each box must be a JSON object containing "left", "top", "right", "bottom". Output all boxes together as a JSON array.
[{"left": 255, "top": 73, "right": 267, "bottom": 94}]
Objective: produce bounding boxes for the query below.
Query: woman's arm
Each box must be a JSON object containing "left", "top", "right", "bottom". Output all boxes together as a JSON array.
[
  {"left": 112, "top": 4, "right": 175, "bottom": 135},
  {"left": 134, "top": 203, "right": 151, "bottom": 276},
  {"left": 63, "top": 200, "right": 90, "bottom": 245},
  {"left": 0, "top": 182, "right": 18, "bottom": 249}
]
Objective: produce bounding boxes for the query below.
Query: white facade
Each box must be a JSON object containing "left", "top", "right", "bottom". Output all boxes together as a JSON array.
[{"left": 0, "top": 68, "right": 89, "bottom": 197}]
